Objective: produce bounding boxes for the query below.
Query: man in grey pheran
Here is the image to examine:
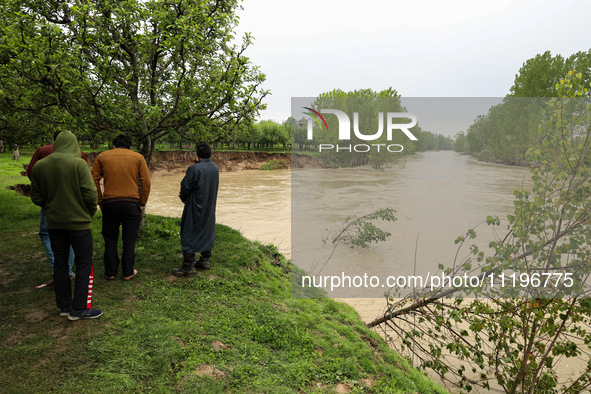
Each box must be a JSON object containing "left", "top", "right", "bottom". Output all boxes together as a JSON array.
[{"left": 172, "top": 142, "right": 219, "bottom": 276}]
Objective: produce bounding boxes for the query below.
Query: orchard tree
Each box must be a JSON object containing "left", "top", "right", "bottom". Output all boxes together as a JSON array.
[
  {"left": 255, "top": 120, "right": 285, "bottom": 151},
  {"left": 281, "top": 118, "right": 291, "bottom": 151},
  {"left": 0, "top": 0, "right": 267, "bottom": 165},
  {"left": 288, "top": 116, "right": 308, "bottom": 151}
]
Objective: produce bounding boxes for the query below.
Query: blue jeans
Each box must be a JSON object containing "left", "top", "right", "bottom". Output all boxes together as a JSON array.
[{"left": 40, "top": 208, "right": 74, "bottom": 275}]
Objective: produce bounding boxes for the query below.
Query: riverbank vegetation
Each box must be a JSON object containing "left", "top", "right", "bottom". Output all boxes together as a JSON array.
[
  {"left": 0, "top": 154, "right": 445, "bottom": 393},
  {"left": 259, "top": 158, "right": 289, "bottom": 171},
  {"left": 454, "top": 50, "right": 591, "bottom": 165},
  {"left": 0, "top": 4, "right": 451, "bottom": 170},
  {"left": 369, "top": 71, "right": 591, "bottom": 392}
]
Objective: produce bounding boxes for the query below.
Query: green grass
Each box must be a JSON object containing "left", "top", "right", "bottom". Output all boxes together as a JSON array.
[
  {"left": 0, "top": 153, "right": 445, "bottom": 393},
  {"left": 259, "top": 159, "right": 289, "bottom": 171}
]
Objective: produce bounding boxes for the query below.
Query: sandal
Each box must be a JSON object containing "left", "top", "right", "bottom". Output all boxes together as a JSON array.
[
  {"left": 123, "top": 269, "right": 138, "bottom": 281},
  {"left": 105, "top": 275, "right": 116, "bottom": 280}
]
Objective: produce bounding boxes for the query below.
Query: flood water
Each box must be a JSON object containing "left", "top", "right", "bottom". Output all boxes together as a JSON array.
[
  {"left": 147, "top": 150, "right": 532, "bottom": 313},
  {"left": 147, "top": 168, "right": 291, "bottom": 256},
  {"left": 291, "top": 151, "right": 533, "bottom": 299}
]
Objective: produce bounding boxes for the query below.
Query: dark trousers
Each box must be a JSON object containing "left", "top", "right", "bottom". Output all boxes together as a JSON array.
[
  {"left": 102, "top": 201, "right": 142, "bottom": 278},
  {"left": 183, "top": 250, "right": 211, "bottom": 264},
  {"left": 49, "top": 229, "right": 94, "bottom": 311}
]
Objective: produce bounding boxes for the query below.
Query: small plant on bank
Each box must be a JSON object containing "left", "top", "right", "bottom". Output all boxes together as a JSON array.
[{"left": 259, "top": 159, "right": 288, "bottom": 171}]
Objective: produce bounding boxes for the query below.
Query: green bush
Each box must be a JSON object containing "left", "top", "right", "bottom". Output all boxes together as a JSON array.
[{"left": 259, "top": 159, "right": 288, "bottom": 170}]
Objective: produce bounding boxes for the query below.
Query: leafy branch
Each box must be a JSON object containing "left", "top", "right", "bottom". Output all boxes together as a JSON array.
[{"left": 327, "top": 208, "right": 397, "bottom": 248}]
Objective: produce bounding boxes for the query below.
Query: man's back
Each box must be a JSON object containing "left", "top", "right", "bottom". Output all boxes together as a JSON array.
[
  {"left": 27, "top": 143, "right": 88, "bottom": 179},
  {"left": 31, "top": 132, "right": 97, "bottom": 230},
  {"left": 29, "top": 131, "right": 102, "bottom": 320},
  {"left": 92, "top": 135, "right": 150, "bottom": 281},
  {"left": 92, "top": 147, "right": 151, "bottom": 205}
]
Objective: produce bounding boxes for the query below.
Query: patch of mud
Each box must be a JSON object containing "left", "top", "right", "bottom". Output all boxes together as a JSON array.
[
  {"left": 48, "top": 324, "right": 80, "bottom": 353},
  {"left": 7, "top": 184, "right": 31, "bottom": 197},
  {"left": 193, "top": 364, "right": 226, "bottom": 379},
  {"left": 0, "top": 267, "right": 17, "bottom": 286},
  {"left": 5, "top": 308, "right": 53, "bottom": 346},
  {"left": 126, "top": 294, "right": 140, "bottom": 303},
  {"left": 24, "top": 309, "right": 50, "bottom": 323},
  {"left": 150, "top": 151, "right": 294, "bottom": 173},
  {"left": 147, "top": 151, "right": 333, "bottom": 174},
  {"left": 6, "top": 331, "right": 36, "bottom": 345},
  {"left": 164, "top": 275, "right": 180, "bottom": 283},
  {"left": 335, "top": 383, "right": 353, "bottom": 393},
  {"left": 211, "top": 340, "right": 230, "bottom": 351},
  {"left": 291, "top": 153, "right": 335, "bottom": 169}
]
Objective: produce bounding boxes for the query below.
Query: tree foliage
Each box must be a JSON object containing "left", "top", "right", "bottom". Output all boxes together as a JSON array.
[
  {"left": 458, "top": 50, "right": 591, "bottom": 164},
  {"left": 326, "top": 208, "right": 397, "bottom": 248},
  {"left": 0, "top": 0, "right": 267, "bottom": 164},
  {"left": 510, "top": 50, "right": 591, "bottom": 98},
  {"left": 369, "top": 72, "right": 591, "bottom": 393}
]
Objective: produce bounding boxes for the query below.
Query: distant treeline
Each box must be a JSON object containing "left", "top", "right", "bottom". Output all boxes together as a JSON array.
[
  {"left": 454, "top": 50, "right": 591, "bottom": 164},
  {"left": 7, "top": 118, "right": 453, "bottom": 158}
]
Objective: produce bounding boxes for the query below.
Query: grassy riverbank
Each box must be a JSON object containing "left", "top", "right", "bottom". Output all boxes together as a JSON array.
[{"left": 0, "top": 154, "right": 445, "bottom": 393}]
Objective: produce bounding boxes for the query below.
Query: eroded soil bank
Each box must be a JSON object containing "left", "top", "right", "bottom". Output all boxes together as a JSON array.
[
  {"left": 10, "top": 151, "right": 330, "bottom": 196},
  {"left": 85, "top": 150, "right": 331, "bottom": 173}
]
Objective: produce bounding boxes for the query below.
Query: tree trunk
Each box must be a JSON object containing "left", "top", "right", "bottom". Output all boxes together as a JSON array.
[
  {"left": 137, "top": 138, "right": 153, "bottom": 231},
  {"left": 139, "top": 136, "right": 155, "bottom": 168},
  {"left": 12, "top": 145, "right": 20, "bottom": 160}
]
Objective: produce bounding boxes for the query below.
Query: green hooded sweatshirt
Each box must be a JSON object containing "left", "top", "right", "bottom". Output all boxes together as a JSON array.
[{"left": 31, "top": 131, "right": 97, "bottom": 230}]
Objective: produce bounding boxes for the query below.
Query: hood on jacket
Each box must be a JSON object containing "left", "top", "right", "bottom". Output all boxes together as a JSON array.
[{"left": 53, "top": 131, "right": 81, "bottom": 159}]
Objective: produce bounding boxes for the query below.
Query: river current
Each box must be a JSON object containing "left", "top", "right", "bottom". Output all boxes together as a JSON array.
[{"left": 147, "top": 151, "right": 531, "bottom": 316}]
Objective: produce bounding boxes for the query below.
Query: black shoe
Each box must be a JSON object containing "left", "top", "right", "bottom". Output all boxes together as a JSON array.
[
  {"left": 172, "top": 264, "right": 196, "bottom": 277},
  {"left": 68, "top": 308, "right": 103, "bottom": 321},
  {"left": 194, "top": 257, "right": 210, "bottom": 270},
  {"left": 59, "top": 305, "right": 73, "bottom": 317}
]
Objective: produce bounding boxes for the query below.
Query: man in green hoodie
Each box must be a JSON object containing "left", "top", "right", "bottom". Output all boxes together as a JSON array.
[{"left": 30, "top": 131, "right": 103, "bottom": 320}]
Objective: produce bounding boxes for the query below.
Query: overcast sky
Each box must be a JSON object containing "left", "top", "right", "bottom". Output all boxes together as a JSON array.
[{"left": 234, "top": 0, "right": 591, "bottom": 134}]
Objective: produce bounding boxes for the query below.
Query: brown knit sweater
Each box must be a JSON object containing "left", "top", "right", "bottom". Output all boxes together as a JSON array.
[{"left": 91, "top": 147, "right": 151, "bottom": 206}]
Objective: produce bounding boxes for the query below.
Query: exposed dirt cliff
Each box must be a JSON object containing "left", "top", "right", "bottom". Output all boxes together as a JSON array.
[
  {"left": 84, "top": 150, "right": 331, "bottom": 174},
  {"left": 153, "top": 151, "right": 290, "bottom": 173},
  {"left": 11, "top": 151, "right": 331, "bottom": 196},
  {"left": 152, "top": 151, "right": 333, "bottom": 173}
]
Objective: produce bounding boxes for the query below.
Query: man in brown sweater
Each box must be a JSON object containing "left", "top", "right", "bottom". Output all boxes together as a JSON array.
[{"left": 92, "top": 134, "right": 151, "bottom": 281}]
